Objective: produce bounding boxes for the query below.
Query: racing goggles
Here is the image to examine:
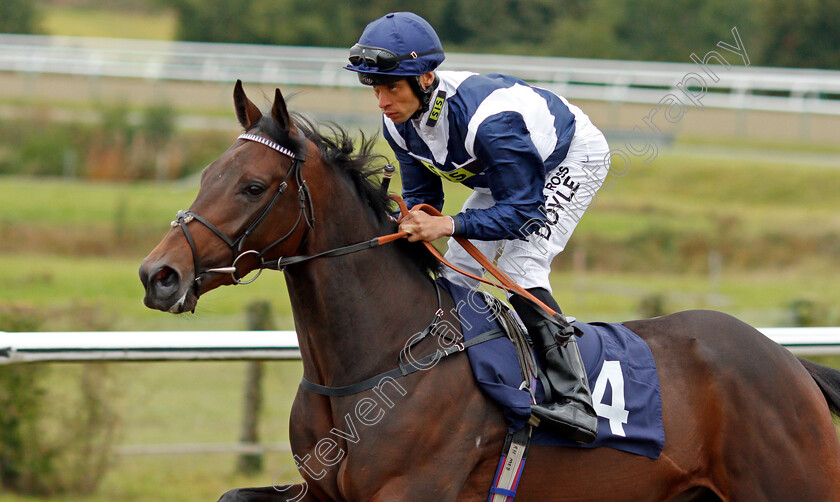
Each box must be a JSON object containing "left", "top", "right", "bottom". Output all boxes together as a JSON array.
[{"left": 348, "top": 44, "right": 443, "bottom": 72}]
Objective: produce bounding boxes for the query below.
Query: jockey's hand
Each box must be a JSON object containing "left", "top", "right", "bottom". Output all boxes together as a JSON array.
[{"left": 399, "top": 210, "right": 453, "bottom": 242}]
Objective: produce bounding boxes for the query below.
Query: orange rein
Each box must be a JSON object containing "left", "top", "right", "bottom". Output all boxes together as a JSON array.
[{"left": 379, "top": 194, "right": 559, "bottom": 319}]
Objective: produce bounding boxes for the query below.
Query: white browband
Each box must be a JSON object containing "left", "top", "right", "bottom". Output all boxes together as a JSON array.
[{"left": 238, "top": 133, "right": 298, "bottom": 160}]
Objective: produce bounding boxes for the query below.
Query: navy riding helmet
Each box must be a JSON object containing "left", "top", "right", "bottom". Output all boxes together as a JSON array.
[{"left": 345, "top": 12, "right": 445, "bottom": 116}]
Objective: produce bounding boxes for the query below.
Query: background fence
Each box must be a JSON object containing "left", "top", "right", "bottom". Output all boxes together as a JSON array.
[
  {"left": 2, "top": 33, "right": 839, "bottom": 116},
  {"left": 4, "top": 327, "right": 840, "bottom": 365}
]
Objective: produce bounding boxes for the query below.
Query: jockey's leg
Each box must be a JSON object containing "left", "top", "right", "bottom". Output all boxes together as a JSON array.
[
  {"left": 498, "top": 125, "right": 609, "bottom": 443},
  {"left": 441, "top": 189, "right": 502, "bottom": 290},
  {"left": 500, "top": 228, "right": 598, "bottom": 442},
  {"left": 509, "top": 288, "right": 598, "bottom": 443}
]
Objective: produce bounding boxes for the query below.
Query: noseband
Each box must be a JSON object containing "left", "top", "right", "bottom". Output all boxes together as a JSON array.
[{"left": 170, "top": 133, "right": 312, "bottom": 284}]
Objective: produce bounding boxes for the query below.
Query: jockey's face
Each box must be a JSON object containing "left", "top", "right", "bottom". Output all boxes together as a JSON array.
[
  {"left": 372, "top": 73, "right": 435, "bottom": 124},
  {"left": 373, "top": 79, "right": 419, "bottom": 123}
]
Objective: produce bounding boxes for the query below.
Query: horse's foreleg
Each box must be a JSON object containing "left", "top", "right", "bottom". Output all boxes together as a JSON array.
[{"left": 217, "top": 484, "right": 312, "bottom": 502}]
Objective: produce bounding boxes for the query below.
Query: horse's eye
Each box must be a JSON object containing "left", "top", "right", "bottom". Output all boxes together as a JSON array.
[{"left": 245, "top": 184, "right": 265, "bottom": 197}]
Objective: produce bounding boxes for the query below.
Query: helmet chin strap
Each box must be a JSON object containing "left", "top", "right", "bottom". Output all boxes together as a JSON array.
[{"left": 410, "top": 74, "right": 440, "bottom": 120}]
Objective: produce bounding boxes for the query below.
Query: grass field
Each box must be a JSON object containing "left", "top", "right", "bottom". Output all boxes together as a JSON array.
[
  {"left": 2, "top": 142, "right": 838, "bottom": 332},
  {"left": 0, "top": 361, "right": 303, "bottom": 501}
]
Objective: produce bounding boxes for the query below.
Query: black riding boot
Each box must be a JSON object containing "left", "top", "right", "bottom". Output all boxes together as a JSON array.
[{"left": 510, "top": 289, "right": 598, "bottom": 443}]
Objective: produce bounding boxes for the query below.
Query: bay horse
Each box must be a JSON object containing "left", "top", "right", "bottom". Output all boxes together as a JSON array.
[{"left": 139, "top": 81, "right": 840, "bottom": 501}]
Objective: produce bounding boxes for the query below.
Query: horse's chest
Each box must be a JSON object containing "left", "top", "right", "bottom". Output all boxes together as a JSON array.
[{"left": 291, "top": 391, "right": 415, "bottom": 495}]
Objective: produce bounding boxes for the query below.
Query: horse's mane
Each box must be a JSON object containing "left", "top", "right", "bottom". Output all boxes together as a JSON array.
[{"left": 255, "top": 114, "right": 441, "bottom": 277}]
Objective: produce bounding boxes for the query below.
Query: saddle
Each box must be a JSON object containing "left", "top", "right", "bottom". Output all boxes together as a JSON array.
[{"left": 438, "top": 278, "right": 665, "bottom": 458}]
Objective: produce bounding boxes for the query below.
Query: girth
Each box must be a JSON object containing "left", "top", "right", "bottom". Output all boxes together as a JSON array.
[{"left": 300, "top": 327, "right": 507, "bottom": 397}]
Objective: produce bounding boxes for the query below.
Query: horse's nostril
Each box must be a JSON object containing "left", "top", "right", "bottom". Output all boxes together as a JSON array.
[
  {"left": 147, "top": 265, "right": 182, "bottom": 300},
  {"left": 155, "top": 266, "right": 178, "bottom": 289},
  {"left": 141, "top": 262, "right": 187, "bottom": 311}
]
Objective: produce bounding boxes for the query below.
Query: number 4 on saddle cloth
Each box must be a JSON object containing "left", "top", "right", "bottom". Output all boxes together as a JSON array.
[{"left": 437, "top": 278, "right": 665, "bottom": 460}]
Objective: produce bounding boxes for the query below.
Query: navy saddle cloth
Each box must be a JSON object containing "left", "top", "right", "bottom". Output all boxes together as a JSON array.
[{"left": 438, "top": 278, "right": 665, "bottom": 460}]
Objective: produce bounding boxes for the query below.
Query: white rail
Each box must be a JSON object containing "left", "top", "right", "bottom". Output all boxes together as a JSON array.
[
  {"left": 0, "top": 331, "right": 301, "bottom": 364},
  {"left": 2, "top": 328, "right": 840, "bottom": 364},
  {"left": 1, "top": 34, "right": 839, "bottom": 115}
]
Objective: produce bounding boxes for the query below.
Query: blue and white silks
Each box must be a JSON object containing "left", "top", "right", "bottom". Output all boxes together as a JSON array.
[{"left": 383, "top": 71, "right": 577, "bottom": 241}]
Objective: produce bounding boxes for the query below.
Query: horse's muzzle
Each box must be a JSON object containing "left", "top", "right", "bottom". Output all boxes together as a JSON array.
[{"left": 139, "top": 260, "right": 196, "bottom": 313}]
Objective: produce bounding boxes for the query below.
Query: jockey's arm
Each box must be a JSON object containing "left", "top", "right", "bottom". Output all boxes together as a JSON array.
[
  {"left": 452, "top": 112, "right": 547, "bottom": 241},
  {"left": 399, "top": 210, "right": 454, "bottom": 242},
  {"left": 383, "top": 125, "right": 445, "bottom": 212}
]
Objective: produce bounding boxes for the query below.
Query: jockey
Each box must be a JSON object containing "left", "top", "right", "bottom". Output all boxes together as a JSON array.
[{"left": 345, "top": 12, "right": 609, "bottom": 443}]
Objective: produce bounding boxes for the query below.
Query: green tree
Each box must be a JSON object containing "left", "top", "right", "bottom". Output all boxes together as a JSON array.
[
  {"left": 167, "top": 0, "right": 258, "bottom": 43},
  {"left": 255, "top": 0, "right": 359, "bottom": 47},
  {"left": 166, "top": 0, "right": 554, "bottom": 51},
  {"left": 0, "top": 0, "right": 40, "bottom": 34},
  {"left": 440, "top": 0, "right": 565, "bottom": 53},
  {"left": 544, "top": 0, "right": 624, "bottom": 59},
  {"left": 757, "top": 0, "right": 840, "bottom": 69},
  {"left": 438, "top": 0, "right": 470, "bottom": 44},
  {"left": 163, "top": 0, "right": 837, "bottom": 70},
  {"left": 9, "top": 0, "right": 837, "bottom": 70},
  {"left": 611, "top": 0, "right": 757, "bottom": 62}
]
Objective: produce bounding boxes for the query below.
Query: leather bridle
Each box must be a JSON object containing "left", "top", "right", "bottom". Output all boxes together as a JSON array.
[
  {"left": 170, "top": 132, "right": 563, "bottom": 328},
  {"left": 170, "top": 133, "right": 312, "bottom": 285}
]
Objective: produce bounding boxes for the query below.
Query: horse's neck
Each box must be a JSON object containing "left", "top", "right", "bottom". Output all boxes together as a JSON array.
[
  {"left": 284, "top": 176, "right": 440, "bottom": 387},
  {"left": 286, "top": 258, "right": 436, "bottom": 385}
]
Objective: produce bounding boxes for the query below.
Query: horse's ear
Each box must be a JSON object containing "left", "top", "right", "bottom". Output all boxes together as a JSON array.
[
  {"left": 233, "top": 80, "right": 262, "bottom": 130},
  {"left": 271, "top": 88, "right": 292, "bottom": 133}
]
